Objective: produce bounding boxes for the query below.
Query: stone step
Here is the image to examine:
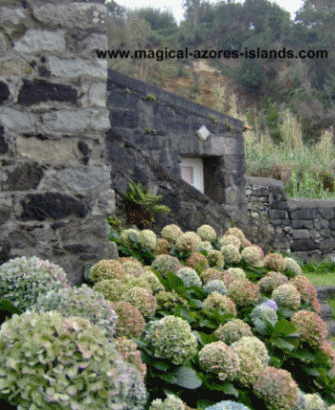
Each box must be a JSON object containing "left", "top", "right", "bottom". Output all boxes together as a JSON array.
[
  {"left": 316, "top": 285, "right": 335, "bottom": 302},
  {"left": 324, "top": 320, "right": 335, "bottom": 337},
  {"left": 319, "top": 303, "right": 334, "bottom": 321}
]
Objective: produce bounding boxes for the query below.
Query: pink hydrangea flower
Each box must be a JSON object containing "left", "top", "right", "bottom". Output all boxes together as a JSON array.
[
  {"left": 264, "top": 253, "right": 287, "bottom": 272},
  {"left": 226, "top": 278, "right": 260, "bottom": 307},
  {"left": 289, "top": 275, "right": 318, "bottom": 303},
  {"left": 290, "top": 310, "right": 328, "bottom": 348}
]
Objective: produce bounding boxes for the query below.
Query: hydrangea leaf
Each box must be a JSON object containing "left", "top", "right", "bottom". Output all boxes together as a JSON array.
[
  {"left": 270, "top": 337, "right": 296, "bottom": 352},
  {"left": 290, "top": 349, "right": 316, "bottom": 363},
  {"left": 166, "top": 273, "right": 188, "bottom": 298},
  {"left": 152, "top": 360, "right": 171, "bottom": 372},
  {"left": 174, "top": 305, "right": 197, "bottom": 324},
  {"left": 171, "top": 366, "right": 202, "bottom": 389},
  {"left": 302, "top": 366, "right": 320, "bottom": 377},
  {"left": 253, "top": 318, "right": 271, "bottom": 335},
  {"left": 273, "top": 317, "right": 297, "bottom": 336}
]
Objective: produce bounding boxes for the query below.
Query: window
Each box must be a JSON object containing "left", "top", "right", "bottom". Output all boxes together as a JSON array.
[{"left": 180, "top": 157, "right": 204, "bottom": 193}]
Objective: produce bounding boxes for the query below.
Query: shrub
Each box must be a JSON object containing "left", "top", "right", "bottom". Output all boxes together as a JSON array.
[
  {"left": 138, "top": 229, "right": 157, "bottom": 250},
  {"left": 0, "top": 256, "right": 69, "bottom": 311},
  {"left": 226, "top": 279, "right": 260, "bottom": 308},
  {"left": 161, "top": 224, "right": 183, "bottom": 243},
  {"left": 88, "top": 259, "right": 126, "bottom": 283},
  {"left": 122, "top": 259, "right": 144, "bottom": 277},
  {"left": 199, "top": 241, "right": 213, "bottom": 252},
  {"left": 124, "top": 286, "right": 157, "bottom": 318},
  {"left": 220, "top": 244, "right": 241, "bottom": 264},
  {"left": 31, "top": 284, "right": 118, "bottom": 342},
  {"left": 144, "top": 315, "right": 198, "bottom": 365},
  {"left": 176, "top": 267, "right": 202, "bottom": 288},
  {"left": 196, "top": 224, "right": 217, "bottom": 242},
  {"left": 264, "top": 253, "right": 287, "bottom": 271},
  {"left": 230, "top": 345, "right": 264, "bottom": 387},
  {"left": 272, "top": 283, "right": 301, "bottom": 310},
  {"left": 290, "top": 311, "right": 328, "bottom": 348},
  {"left": 0, "top": 310, "right": 147, "bottom": 410},
  {"left": 198, "top": 341, "right": 241, "bottom": 382},
  {"left": 202, "top": 292, "right": 237, "bottom": 316},
  {"left": 214, "top": 319, "right": 253, "bottom": 345},
  {"left": 151, "top": 254, "right": 182, "bottom": 278},
  {"left": 253, "top": 367, "right": 300, "bottom": 410},
  {"left": 110, "top": 301, "right": 146, "bottom": 339},
  {"left": 141, "top": 270, "right": 165, "bottom": 294}
]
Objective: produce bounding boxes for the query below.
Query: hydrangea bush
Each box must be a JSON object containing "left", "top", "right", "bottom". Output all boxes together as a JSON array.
[{"left": 3, "top": 223, "right": 335, "bottom": 410}]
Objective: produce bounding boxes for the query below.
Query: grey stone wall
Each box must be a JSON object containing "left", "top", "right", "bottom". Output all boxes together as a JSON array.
[
  {"left": 246, "top": 176, "right": 335, "bottom": 262},
  {"left": 107, "top": 69, "right": 247, "bottom": 222},
  {"left": 0, "top": 0, "right": 116, "bottom": 284}
]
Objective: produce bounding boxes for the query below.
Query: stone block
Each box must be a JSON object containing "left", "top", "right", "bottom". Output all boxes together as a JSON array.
[
  {"left": 32, "top": 3, "right": 106, "bottom": 30},
  {"left": 0, "top": 58, "right": 32, "bottom": 76},
  {"left": 319, "top": 239, "right": 335, "bottom": 252},
  {"left": 110, "top": 110, "right": 139, "bottom": 128},
  {"left": 42, "top": 110, "right": 91, "bottom": 133},
  {"left": 89, "top": 82, "right": 106, "bottom": 107},
  {"left": 0, "top": 81, "right": 10, "bottom": 105},
  {"left": 17, "top": 192, "right": 88, "bottom": 221},
  {"left": 49, "top": 57, "right": 107, "bottom": 79},
  {"left": 91, "top": 110, "right": 110, "bottom": 131},
  {"left": 14, "top": 29, "right": 66, "bottom": 53},
  {"left": 16, "top": 136, "right": 78, "bottom": 164},
  {"left": 0, "top": 6, "right": 26, "bottom": 25},
  {"left": 291, "top": 239, "right": 319, "bottom": 252},
  {"left": 269, "top": 209, "right": 288, "bottom": 219},
  {"left": 292, "top": 229, "right": 311, "bottom": 239},
  {"left": 291, "top": 220, "right": 313, "bottom": 229},
  {"left": 18, "top": 79, "right": 78, "bottom": 106},
  {"left": 0, "top": 107, "right": 31, "bottom": 132},
  {"left": 0, "top": 126, "right": 8, "bottom": 154},
  {"left": 314, "top": 219, "right": 329, "bottom": 229},
  {"left": 290, "top": 208, "right": 315, "bottom": 220},
  {"left": 2, "top": 161, "right": 44, "bottom": 191},
  {"left": 318, "top": 208, "right": 334, "bottom": 220}
]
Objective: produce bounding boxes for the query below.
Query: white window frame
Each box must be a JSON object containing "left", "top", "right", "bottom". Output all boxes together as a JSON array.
[{"left": 180, "top": 157, "right": 204, "bottom": 193}]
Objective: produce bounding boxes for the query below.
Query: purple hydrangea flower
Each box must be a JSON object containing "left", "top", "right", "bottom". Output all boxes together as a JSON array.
[{"left": 264, "top": 299, "right": 278, "bottom": 311}]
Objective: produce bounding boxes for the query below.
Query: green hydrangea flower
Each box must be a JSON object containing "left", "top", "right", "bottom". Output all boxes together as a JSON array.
[
  {"left": 207, "top": 250, "right": 225, "bottom": 268},
  {"left": 141, "top": 270, "right": 165, "bottom": 294},
  {"left": 226, "top": 267, "right": 246, "bottom": 280},
  {"left": 185, "top": 252, "right": 209, "bottom": 272},
  {"left": 203, "top": 280, "right": 227, "bottom": 296},
  {"left": 121, "top": 260, "right": 144, "bottom": 277},
  {"left": 224, "top": 228, "right": 248, "bottom": 247},
  {"left": 258, "top": 271, "right": 289, "bottom": 294},
  {"left": 196, "top": 224, "right": 217, "bottom": 242},
  {"left": 219, "top": 235, "right": 241, "bottom": 249},
  {"left": 226, "top": 279, "right": 260, "bottom": 307},
  {"left": 241, "top": 246, "right": 264, "bottom": 267},
  {"left": 200, "top": 268, "right": 225, "bottom": 284},
  {"left": 144, "top": 315, "right": 198, "bottom": 365},
  {"left": 0, "top": 310, "right": 147, "bottom": 410},
  {"left": 290, "top": 311, "right": 328, "bottom": 348},
  {"left": 264, "top": 253, "right": 287, "bottom": 272},
  {"left": 156, "top": 290, "right": 189, "bottom": 314},
  {"left": 285, "top": 257, "right": 302, "bottom": 275},
  {"left": 151, "top": 254, "right": 182, "bottom": 278},
  {"left": 138, "top": 229, "right": 157, "bottom": 250},
  {"left": 88, "top": 259, "right": 126, "bottom": 284},
  {"left": 120, "top": 228, "right": 140, "bottom": 247},
  {"left": 230, "top": 344, "right": 264, "bottom": 387},
  {"left": 253, "top": 367, "right": 299, "bottom": 410},
  {"left": 0, "top": 256, "right": 69, "bottom": 311},
  {"left": 31, "top": 284, "right": 118, "bottom": 342},
  {"left": 114, "top": 336, "right": 146, "bottom": 377},
  {"left": 111, "top": 301, "right": 146, "bottom": 339},
  {"left": 161, "top": 224, "right": 183, "bottom": 243},
  {"left": 272, "top": 284, "right": 301, "bottom": 310},
  {"left": 176, "top": 232, "right": 201, "bottom": 253},
  {"left": 304, "top": 393, "right": 328, "bottom": 410},
  {"left": 124, "top": 286, "right": 157, "bottom": 318},
  {"left": 230, "top": 336, "right": 269, "bottom": 367},
  {"left": 214, "top": 319, "right": 253, "bottom": 345},
  {"left": 149, "top": 393, "right": 185, "bottom": 410},
  {"left": 93, "top": 279, "right": 126, "bottom": 302},
  {"left": 199, "top": 341, "right": 240, "bottom": 382},
  {"left": 202, "top": 292, "right": 237, "bottom": 316},
  {"left": 250, "top": 303, "right": 278, "bottom": 327},
  {"left": 176, "top": 267, "right": 202, "bottom": 288},
  {"left": 220, "top": 244, "right": 241, "bottom": 264},
  {"left": 199, "top": 240, "right": 214, "bottom": 252}
]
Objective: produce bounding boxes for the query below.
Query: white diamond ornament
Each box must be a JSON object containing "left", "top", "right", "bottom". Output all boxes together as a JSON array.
[{"left": 196, "top": 125, "right": 210, "bottom": 141}]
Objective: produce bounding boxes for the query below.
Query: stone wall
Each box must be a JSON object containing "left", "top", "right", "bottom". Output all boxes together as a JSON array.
[
  {"left": 0, "top": 0, "right": 116, "bottom": 284},
  {"left": 107, "top": 69, "right": 247, "bottom": 222},
  {"left": 246, "top": 176, "right": 335, "bottom": 262}
]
